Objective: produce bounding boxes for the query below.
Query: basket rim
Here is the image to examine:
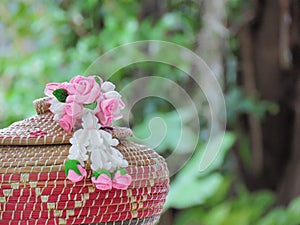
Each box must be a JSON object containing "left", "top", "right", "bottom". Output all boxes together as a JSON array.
[{"left": 0, "top": 98, "right": 133, "bottom": 146}]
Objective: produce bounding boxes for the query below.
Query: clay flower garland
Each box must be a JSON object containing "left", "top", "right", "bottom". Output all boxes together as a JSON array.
[{"left": 44, "top": 75, "right": 132, "bottom": 190}]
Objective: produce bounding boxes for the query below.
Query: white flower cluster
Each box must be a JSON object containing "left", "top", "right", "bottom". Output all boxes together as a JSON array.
[{"left": 68, "top": 111, "right": 128, "bottom": 172}]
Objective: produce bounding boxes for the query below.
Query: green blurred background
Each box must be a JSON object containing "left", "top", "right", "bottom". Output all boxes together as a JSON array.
[{"left": 1, "top": 0, "right": 300, "bottom": 224}]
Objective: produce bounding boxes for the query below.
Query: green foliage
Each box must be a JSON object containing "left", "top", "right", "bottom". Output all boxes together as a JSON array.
[
  {"left": 0, "top": 0, "right": 198, "bottom": 128},
  {"left": 53, "top": 88, "right": 68, "bottom": 102},
  {"left": 226, "top": 87, "right": 279, "bottom": 126},
  {"left": 165, "top": 132, "right": 235, "bottom": 209},
  {"left": 174, "top": 187, "right": 300, "bottom": 225},
  {"left": 175, "top": 189, "right": 276, "bottom": 225},
  {"left": 84, "top": 101, "right": 98, "bottom": 110},
  {"left": 64, "top": 159, "right": 82, "bottom": 176},
  {"left": 92, "top": 169, "right": 111, "bottom": 179},
  {"left": 257, "top": 197, "right": 300, "bottom": 225},
  {"left": 133, "top": 110, "right": 198, "bottom": 154}
]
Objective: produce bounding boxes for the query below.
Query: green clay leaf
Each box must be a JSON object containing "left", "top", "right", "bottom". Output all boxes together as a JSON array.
[
  {"left": 84, "top": 101, "right": 97, "bottom": 110},
  {"left": 92, "top": 169, "right": 111, "bottom": 179},
  {"left": 112, "top": 168, "right": 128, "bottom": 177},
  {"left": 64, "top": 160, "right": 82, "bottom": 176},
  {"left": 95, "top": 76, "right": 102, "bottom": 86},
  {"left": 53, "top": 88, "right": 68, "bottom": 102},
  {"left": 118, "top": 168, "right": 128, "bottom": 176}
]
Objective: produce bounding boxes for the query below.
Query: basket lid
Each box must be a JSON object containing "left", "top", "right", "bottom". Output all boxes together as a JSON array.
[{"left": 0, "top": 98, "right": 133, "bottom": 146}]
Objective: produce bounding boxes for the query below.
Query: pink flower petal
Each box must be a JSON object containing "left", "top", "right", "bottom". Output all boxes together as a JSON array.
[
  {"left": 59, "top": 114, "right": 74, "bottom": 132},
  {"left": 92, "top": 174, "right": 112, "bottom": 190},
  {"left": 44, "top": 83, "right": 60, "bottom": 97},
  {"left": 66, "top": 164, "right": 86, "bottom": 183},
  {"left": 65, "top": 102, "right": 83, "bottom": 118},
  {"left": 77, "top": 164, "right": 87, "bottom": 177},
  {"left": 112, "top": 171, "right": 132, "bottom": 190},
  {"left": 67, "top": 75, "right": 101, "bottom": 104}
]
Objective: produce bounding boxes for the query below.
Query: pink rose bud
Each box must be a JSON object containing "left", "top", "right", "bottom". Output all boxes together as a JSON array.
[
  {"left": 59, "top": 114, "right": 74, "bottom": 132},
  {"left": 91, "top": 174, "right": 112, "bottom": 191},
  {"left": 112, "top": 170, "right": 132, "bottom": 190},
  {"left": 67, "top": 164, "right": 87, "bottom": 183}
]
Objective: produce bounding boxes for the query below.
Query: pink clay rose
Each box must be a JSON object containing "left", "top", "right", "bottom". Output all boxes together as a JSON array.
[
  {"left": 44, "top": 82, "right": 70, "bottom": 97},
  {"left": 112, "top": 171, "right": 132, "bottom": 190},
  {"left": 67, "top": 164, "right": 87, "bottom": 183},
  {"left": 96, "top": 110, "right": 113, "bottom": 127},
  {"left": 59, "top": 114, "right": 74, "bottom": 132},
  {"left": 44, "top": 82, "right": 60, "bottom": 97},
  {"left": 91, "top": 174, "right": 112, "bottom": 190},
  {"left": 67, "top": 75, "right": 100, "bottom": 104},
  {"left": 65, "top": 102, "right": 82, "bottom": 118},
  {"left": 97, "top": 97, "right": 125, "bottom": 126}
]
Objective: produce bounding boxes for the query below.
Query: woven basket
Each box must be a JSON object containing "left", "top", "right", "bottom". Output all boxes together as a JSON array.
[{"left": 0, "top": 98, "right": 169, "bottom": 225}]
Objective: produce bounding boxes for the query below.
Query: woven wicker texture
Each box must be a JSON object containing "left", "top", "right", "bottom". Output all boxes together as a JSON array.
[{"left": 0, "top": 98, "right": 169, "bottom": 225}]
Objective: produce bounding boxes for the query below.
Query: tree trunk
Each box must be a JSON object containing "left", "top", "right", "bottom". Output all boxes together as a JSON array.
[
  {"left": 238, "top": 0, "right": 300, "bottom": 204},
  {"left": 278, "top": 0, "right": 300, "bottom": 204}
]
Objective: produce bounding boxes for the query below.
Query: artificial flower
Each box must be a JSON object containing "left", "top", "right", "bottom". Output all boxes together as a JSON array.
[
  {"left": 112, "top": 169, "right": 132, "bottom": 190},
  {"left": 67, "top": 75, "right": 101, "bottom": 104},
  {"left": 66, "top": 164, "right": 87, "bottom": 183},
  {"left": 59, "top": 114, "right": 74, "bottom": 132},
  {"left": 92, "top": 171, "right": 112, "bottom": 190}
]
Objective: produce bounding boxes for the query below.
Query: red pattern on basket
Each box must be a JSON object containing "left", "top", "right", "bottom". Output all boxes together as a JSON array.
[
  {"left": 2, "top": 213, "right": 160, "bottom": 225},
  {"left": 0, "top": 161, "right": 169, "bottom": 223},
  {"left": 29, "top": 130, "right": 47, "bottom": 138}
]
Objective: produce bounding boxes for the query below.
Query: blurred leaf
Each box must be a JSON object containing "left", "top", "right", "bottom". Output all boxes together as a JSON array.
[
  {"left": 167, "top": 173, "right": 223, "bottom": 209},
  {"left": 287, "top": 197, "right": 300, "bottom": 224},
  {"left": 175, "top": 189, "right": 275, "bottom": 225},
  {"left": 205, "top": 190, "right": 274, "bottom": 225},
  {"left": 165, "top": 132, "right": 235, "bottom": 209},
  {"left": 174, "top": 207, "right": 206, "bottom": 225},
  {"left": 133, "top": 111, "right": 198, "bottom": 154},
  {"left": 226, "top": 87, "right": 279, "bottom": 126},
  {"left": 257, "top": 208, "right": 288, "bottom": 225}
]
